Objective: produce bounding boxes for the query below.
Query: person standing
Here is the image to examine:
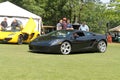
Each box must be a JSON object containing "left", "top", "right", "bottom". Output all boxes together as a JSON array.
[
  {"left": 66, "top": 19, "right": 74, "bottom": 30},
  {"left": 0, "top": 24, "right": 2, "bottom": 31},
  {"left": 107, "top": 32, "right": 112, "bottom": 43},
  {"left": 1, "top": 18, "right": 8, "bottom": 29},
  {"left": 56, "top": 19, "right": 63, "bottom": 30},
  {"left": 79, "top": 21, "right": 89, "bottom": 31},
  {"left": 11, "top": 19, "right": 19, "bottom": 30},
  {"left": 62, "top": 17, "right": 67, "bottom": 30}
]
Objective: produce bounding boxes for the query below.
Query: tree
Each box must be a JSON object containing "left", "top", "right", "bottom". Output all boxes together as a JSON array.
[
  {"left": 104, "top": 0, "right": 120, "bottom": 29},
  {"left": 1, "top": 0, "right": 119, "bottom": 33}
]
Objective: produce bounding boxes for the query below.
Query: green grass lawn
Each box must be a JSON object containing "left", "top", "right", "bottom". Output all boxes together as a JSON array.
[{"left": 0, "top": 43, "right": 120, "bottom": 80}]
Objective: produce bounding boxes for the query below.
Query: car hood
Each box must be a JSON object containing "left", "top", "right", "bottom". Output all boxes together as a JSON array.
[
  {"left": 31, "top": 35, "right": 65, "bottom": 46},
  {"left": 0, "top": 31, "right": 12, "bottom": 39},
  {"left": 0, "top": 31, "right": 20, "bottom": 39},
  {"left": 21, "top": 18, "right": 36, "bottom": 34}
]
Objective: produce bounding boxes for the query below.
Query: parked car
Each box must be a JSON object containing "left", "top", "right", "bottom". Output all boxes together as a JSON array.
[
  {"left": 29, "top": 30, "right": 107, "bottom": 55},
  {"left": 0, "top": 18, "right": 40, "bottom": 44},
  {"left": 109, "top": 25, "right": 120, "bottom": 42},
  {"left": 110, "top": 31, "right": 120, "bottom": 42}
]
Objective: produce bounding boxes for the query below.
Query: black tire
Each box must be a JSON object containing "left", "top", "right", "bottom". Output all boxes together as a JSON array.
[
  {"left": 60, "top": 41, "right": 71, "bottom": 55},
  {"left": 97, "top": 40, "right": 107, "bottom": 53},
  {"left": 18, "top": 35, "right": 23, "bottom": 44}
]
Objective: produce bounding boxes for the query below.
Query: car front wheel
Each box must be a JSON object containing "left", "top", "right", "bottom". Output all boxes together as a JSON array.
[
  {"left": 60, "top": 41, "right": 71, "bottom": 55},
  {"left": 18, "top": 35, "right": 23, "bottom": 44},
  {"left": 97, "top": 40, "right": 107, "bottom": 53}
]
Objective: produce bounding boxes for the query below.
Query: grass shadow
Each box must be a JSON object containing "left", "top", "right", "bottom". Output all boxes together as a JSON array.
[
  {"left": 28, "top": 50, "right": 99, "bottom": 55},
  {"left": 0, "top": 42, "right": 28, "bottom": 45},
  {"left": 28, "top": 51, "right": 61, "bottom": 55}
]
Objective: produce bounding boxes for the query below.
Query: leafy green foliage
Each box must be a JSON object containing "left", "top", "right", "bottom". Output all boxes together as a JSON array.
[{"left": 1, "top": 0, "right": 120, "bottom": 33}]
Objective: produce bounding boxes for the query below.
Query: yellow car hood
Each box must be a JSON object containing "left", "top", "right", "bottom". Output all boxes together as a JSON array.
[
  {"left": 0, "top": 32, "right": 12, "bottom": 39},
  {"left": 21, "top": 18, "right": 36, "bottom": 34}
]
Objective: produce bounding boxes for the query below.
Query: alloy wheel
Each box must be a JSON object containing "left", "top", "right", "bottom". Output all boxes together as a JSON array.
[
  {"left": 18, "top": 35, "right": 23, "bottom": 44},
  {"left": 60, "top": 42, "right": 71, "bottom": 55},
  {"left": 97, "top": 40, "right": 107, "bottom": 53}
]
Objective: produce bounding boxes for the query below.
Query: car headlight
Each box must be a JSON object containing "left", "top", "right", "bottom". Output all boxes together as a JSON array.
[{"left": 50, "top": 39, "right": 62, "bottom": 46}]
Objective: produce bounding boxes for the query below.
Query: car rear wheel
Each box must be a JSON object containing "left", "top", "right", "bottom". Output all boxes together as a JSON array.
[
  {"left": 18, "top": 35, "right": 23, "bottom": 44},
  {"left": 97, "top": 40, "right": 107, "bottom": 53},
  {"left": 60, "top": 41, "right": 71, "bottom": 55}
]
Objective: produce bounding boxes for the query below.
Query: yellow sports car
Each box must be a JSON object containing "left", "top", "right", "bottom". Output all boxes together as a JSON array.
[{"left": 0, "top": 18, "right": 40, "bottom": 44}]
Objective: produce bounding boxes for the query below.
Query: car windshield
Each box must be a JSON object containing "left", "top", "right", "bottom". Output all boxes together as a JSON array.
[
  {"left": 45, "top": 30, "right": 73, "bottom": 38},
  {"left": 1, "top": 26, "right": 21, "bottom": 32}
]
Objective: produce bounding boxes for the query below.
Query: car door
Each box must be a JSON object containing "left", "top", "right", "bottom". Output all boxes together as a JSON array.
[
  {"left": 72, "top": 31, "right": 96, "bottom": 51},
  {"left": 84, "top": 32, "right": 97, "bottom": 48},
  {"left": 72, "top": 31, "right": 87, "bottom": 51},
  {"left": 21, "top": 18, "right": 36, "bottom": 34}
]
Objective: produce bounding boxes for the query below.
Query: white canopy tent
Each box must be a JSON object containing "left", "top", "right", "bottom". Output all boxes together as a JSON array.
[
  {"left": 0, "top": 1, "right": 42, "bottom": 33},
  {"left": 109, "top": 25, "right": 120, "bottom": 32}
]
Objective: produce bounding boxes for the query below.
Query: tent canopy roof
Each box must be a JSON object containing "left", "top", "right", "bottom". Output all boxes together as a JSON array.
[
  {"left": 109, "top": 25, "right": 120, "bottom": 32},
  {"left": 0, "top": 1, "right": 40, "bottom": 19}
]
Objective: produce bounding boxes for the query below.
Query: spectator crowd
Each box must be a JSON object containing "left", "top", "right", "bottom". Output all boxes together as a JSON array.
[
  {"left": 0, "top": 17, "right": 21, "bottom": 31},
  {"left": 56, "top": 17, "right": 89, "bottom": 32}
]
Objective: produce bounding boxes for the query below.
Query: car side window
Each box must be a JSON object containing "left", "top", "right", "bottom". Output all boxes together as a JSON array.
[
  {"left": 73, "top": 32, "right": 85, "bottom": 39},
  {"left": 77, "top": 32, "right": 85, "bottom": 37},
  {"left": 85, "top": 32, "right": 94, "bottom": 36}
]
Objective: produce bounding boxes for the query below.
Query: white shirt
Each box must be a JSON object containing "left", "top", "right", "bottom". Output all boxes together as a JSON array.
[
  {"left": 56, "top": 23, "right": 62, "bottom": 30},
  {"left": 79, "top": 25, "right": 89, "bottom": 31}
]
